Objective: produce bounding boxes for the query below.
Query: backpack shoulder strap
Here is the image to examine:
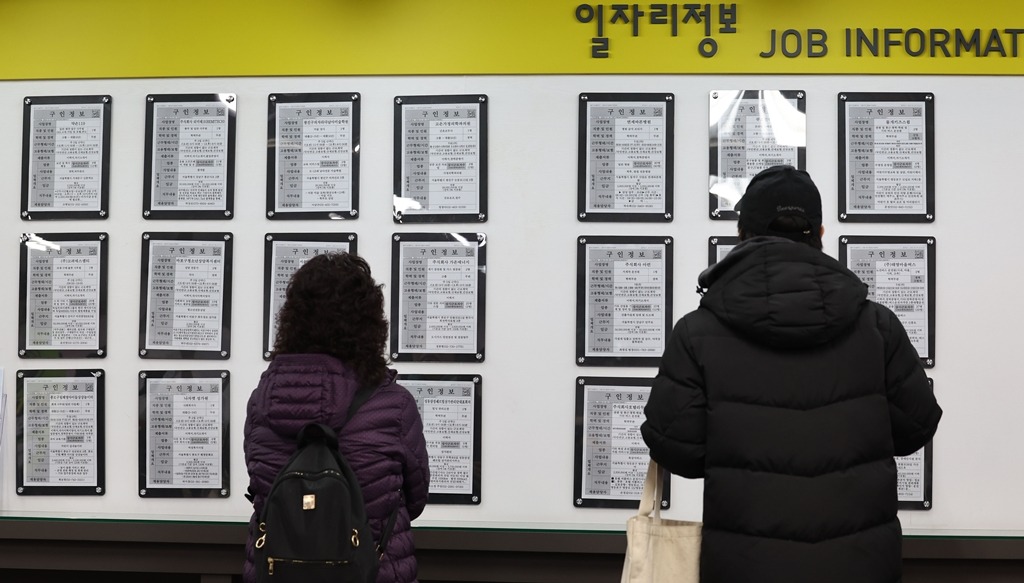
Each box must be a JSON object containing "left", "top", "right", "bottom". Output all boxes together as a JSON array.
[{"left": 344, "top": 384, "right": 376, "bottom": 425}]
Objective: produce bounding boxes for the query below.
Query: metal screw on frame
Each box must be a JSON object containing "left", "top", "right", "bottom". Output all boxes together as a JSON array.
[
  {"left": 267, "top": 211, "right": 275, "bottom": 218},
  {"left": 269, "top": 95, "right": 277, "bottom": 102},
  {"left": 140, "top": 350, "right": 148, "bottom": 356}
]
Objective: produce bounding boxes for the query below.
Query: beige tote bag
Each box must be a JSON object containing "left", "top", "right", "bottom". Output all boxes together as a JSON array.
[{"left": 621, "top": 460, "right": 702, "bottom": 583}]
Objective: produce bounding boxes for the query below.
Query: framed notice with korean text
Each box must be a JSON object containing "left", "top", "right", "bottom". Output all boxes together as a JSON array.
[
  {"left": 577, "top": 93, "right": 674, "bottom": 222},
  {"left": 898, "top": 380, "right": 934, "bottom": 511},
  {"left": 139, "top": 232, "right": 233, "bottom": 360},
  {"left": 143, "top": 94, "right": 236, "bottom": 220},
  {"left": 21, "top": 95, "right": 111, "bottom": 220},
  {"left": 390, "top": 233, "right": 486, "bottom": 362},
  {"left": 16, "top": 369, "right": 105, "bottom": 496},
  {"left": 576, "top": 236, "right": 673, "bottom": 367},
  {"left": 266, "top": 93, "right": 360, "bottom": 220},
  {"left": 839, "top": 236, "right": 935, "bottom": 367},
  {"left": 393, "top": 95, "right": 488, "bottom": 223},
  {"left": 573, "top": 377, "right": 667, "bottom": 509},
  {"left": 19, "top": 233, "right": 108, "bottom": 359},
  {"left": 397, "top": 374, "right": 482, "bottom": 505},
  {"left": 262, "top": 233, "right": 357, "bottom": 359},
  {"left": 709, "top": 90, "right": 806, "bottom": 220},
  {"left": 839, "top": 92, "right": 935, "bottom": 223},
  {"left": 707, "top": 235, "right": 741, "bottom": 267},
  {"left": 138, "top": 370, "right": 230, "bottom": 498}
]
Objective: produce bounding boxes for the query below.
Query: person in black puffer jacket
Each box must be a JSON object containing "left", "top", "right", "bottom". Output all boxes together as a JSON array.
[{"left": 641, "top": 165, "right": 941, "bottom": 583}]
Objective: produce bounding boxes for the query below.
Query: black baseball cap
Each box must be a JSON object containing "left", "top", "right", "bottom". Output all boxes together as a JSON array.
[{"left": 736, "top": 165, "right": 822, "bottom": 236}]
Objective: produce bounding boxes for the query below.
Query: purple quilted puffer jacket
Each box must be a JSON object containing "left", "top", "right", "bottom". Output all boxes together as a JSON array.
[{"left": 243, "top": 354, "right": 430, "bottom": 583}]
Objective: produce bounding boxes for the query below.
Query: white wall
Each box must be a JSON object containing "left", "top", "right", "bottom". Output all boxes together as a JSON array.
[{"left": 0, "top": 74, "right": 1019, "bottom": 535}]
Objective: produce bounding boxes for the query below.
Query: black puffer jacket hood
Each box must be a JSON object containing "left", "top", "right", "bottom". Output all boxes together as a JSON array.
[{"left": 698, "top": 237, "right": 868, "bottom": 349}]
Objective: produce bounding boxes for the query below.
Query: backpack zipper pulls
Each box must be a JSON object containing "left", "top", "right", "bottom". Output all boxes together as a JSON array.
[
  {"left": 267, "top": 557, "right": 274, "bottom": 575},
  {"left": 255, "top": 522, "right": 267, "bottom": 549}
]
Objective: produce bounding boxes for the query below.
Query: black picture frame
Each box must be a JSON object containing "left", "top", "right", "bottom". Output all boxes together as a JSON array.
[
  {"left": 390, "top": 232, "right": 487, "bottom": 362},
  {"left": 262, "top": 232, "right": 358, "bottom": 359},
  {"left": 19, "top": 232, "right": 108, "bottom": 359},
  {"left": 573, "top": 376, "right": 668, "bottom": 509},
  {"left": 898, "top": 378, "right": 935, "bottom": 511},
  {"left": 576, "top": 235, "right": 673, "bottom": 367},
  {"left": 838, "top": 235, "right": 936, "bottom": 368},
  {"left": 143, "top": 93, "right": 236, "bottom": 220},
  {"left": 138, "top": 232, "right": 233, "bottom": 360},
  {"left": 577, "top": 92, "right": 675, "bottom": 222},
  {"left": 838, "top": 92, "right": 935, "bottom": 223},
  {"left": 709, "top": 89, "right": 806, "bottom": 220},
  {"left": 137, "top": 370, "right": 230, "bottom": 499},
  {"left": 396, "top": 374, "right": 483, "bottom": 505},
  {"left": 16, "top": 369, "right": 106, "bottom": 496},
  {"left": 21, "top": 95, "right": 112, "bottom": 221},
  {"left": 707, "top": 235, "right": 741, "bottom": 267},
  {"left": 266, "top": 92, "right": 361, "bottom": 221},
  {"left": 393, "top": 94, "right": 488, "bottom": 223}
]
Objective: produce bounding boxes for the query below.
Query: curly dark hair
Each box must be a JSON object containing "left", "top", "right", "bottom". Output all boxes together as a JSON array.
[{"left": 272, "top": 252, "right": 389, "bottom": 387}]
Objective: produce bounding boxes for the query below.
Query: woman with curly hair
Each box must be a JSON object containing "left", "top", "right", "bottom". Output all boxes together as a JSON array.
[{"left": 243, "top": 252, "right": 430, "bottom": 583}]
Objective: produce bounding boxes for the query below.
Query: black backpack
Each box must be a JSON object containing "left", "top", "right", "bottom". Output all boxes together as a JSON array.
[{"left": 253, "top": 388, "right": 396, "bottom": 582}]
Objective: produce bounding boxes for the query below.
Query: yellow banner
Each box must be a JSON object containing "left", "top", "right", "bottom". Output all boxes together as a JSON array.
[{"left": 1, "top": 0, "right": 1022, "bottom": 79}]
